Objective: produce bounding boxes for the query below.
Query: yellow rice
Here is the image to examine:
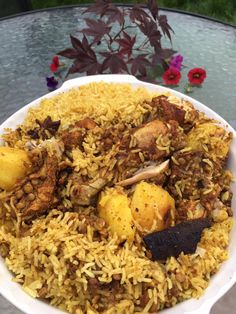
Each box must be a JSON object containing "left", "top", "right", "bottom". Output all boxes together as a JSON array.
[{"left": 0, "top": 82, "right": 233, "bottom": 314}]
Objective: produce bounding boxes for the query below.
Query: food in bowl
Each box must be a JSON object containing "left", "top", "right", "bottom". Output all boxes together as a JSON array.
[{"left": 0, "top": 82, "right": 233, "bottom": 314}]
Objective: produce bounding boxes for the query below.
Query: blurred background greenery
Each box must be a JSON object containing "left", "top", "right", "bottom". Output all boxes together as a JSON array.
[
  {"left": 1, "top": 0, "right": 236, "bottom": 24},
  {"left": 32, "top": 0, "right": 236, "bottom": 24}
]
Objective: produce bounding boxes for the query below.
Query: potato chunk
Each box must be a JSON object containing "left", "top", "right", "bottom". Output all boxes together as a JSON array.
[
  {"left": 98, "top": 188, "right": 135, "bottom": 242},
  {"left": 187, "top": 123, "right": 231, "bottom": 160},
  {"left": 131, "top": 182, "right": 175, "bottom": 234},
  {"left": 0, "top": 146, "right": 29, "bottom": 191}
]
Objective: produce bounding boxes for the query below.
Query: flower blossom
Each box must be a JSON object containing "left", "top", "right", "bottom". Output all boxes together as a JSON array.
[
  {"left": 169, "top": 54, "right": 183, "bottom": 71},
  {"left": 188, "top": 68, "right": 206, "bottom": 85},
  {"left": 46, "top": 76, "right": 58, "bottom": 90},
  {"left": 50, "top": 56, "right": 60, "bottom": 72},
  {"left": 162, "top": 68, "right": 181, "bottom": 85}
]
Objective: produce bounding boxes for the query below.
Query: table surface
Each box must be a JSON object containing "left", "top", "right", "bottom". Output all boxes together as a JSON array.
[{"left": 0, "top": 6, "right": 236, "bottom": 314}]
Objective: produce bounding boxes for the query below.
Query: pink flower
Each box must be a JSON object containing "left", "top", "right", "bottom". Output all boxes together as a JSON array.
[{"left": 169, "top": 54, "right": 183, "bottom": 71}]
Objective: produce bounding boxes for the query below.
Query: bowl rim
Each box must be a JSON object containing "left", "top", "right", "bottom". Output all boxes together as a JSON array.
[{"left": 0, "top": 74, "right": 235, "bottom": 314}]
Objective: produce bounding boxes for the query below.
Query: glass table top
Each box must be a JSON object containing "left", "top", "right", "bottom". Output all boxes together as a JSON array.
[
  {"left": 0, "top": 6, "right": 235, "bottom": 127},
  {"left": 0, "top": 5, "right": 235, "bottom": 314}
]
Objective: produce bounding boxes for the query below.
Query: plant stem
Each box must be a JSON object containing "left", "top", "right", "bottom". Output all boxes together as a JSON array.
[{"left": 136, "top": 38, "right": 150, "bottom": 51}]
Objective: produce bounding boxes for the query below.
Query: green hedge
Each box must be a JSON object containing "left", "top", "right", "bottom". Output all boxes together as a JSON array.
[{"left": 31, "top": 0, "right": 236, "bottom": 24}]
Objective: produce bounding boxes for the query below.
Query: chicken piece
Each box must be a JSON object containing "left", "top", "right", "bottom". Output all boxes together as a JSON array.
[
  {"left": 131, "top": 182, "right": 175, "bottom": 234},
  {"left": 116, "top": 160, "right": 169, "bottom": 187},
  {"left": 133, "top": 120, "right": 171, "bottom": 160},
  {"left": 70, "top": 177, "right": 107, "bottom": 206},
  {"left": 113, "top": 120, "right": 170, "bottom": 181},
  {"left": 150, "top": 96, "right": 199, "bottom": 130},
  {"left": 115, "top": 118, "right": 185, "bottom": 182},
  {"left": 0, "top": 147, "right": 30, "bottom": 191},
  {"left": 175, "top": 99, "right": 199, "bottom": 129},
  {"left": 7, "top": 154, "right": 58, "bottom": 220},
  {"left": 37, "top": 139, "right": 65, "bottom": 160},
  {"left": 23, "top": 156, "right": 58, "bottom": 219},
  {"left": 114, "top": 151, "right": 145, "bottom": 182},
  {"left": 151, "top": 96, "right": 185, "bottom": 125},
  {"left": 168, "top": 120, "right": 187, "bottom": 151},
  {"left": 61, "top": 130, "right": 83, "bottom": 150},
  {"left": 176, "top": 199, "right": 206, "bottom": 222},
  {"left": 75, "top": 118, "right": 97, "bottom": 130},
  {"left": 61, "top": 118, "right": 97, "bottom": 150},
  {"left": 134, "top": 119, "right": 168, "bottom": 151}
]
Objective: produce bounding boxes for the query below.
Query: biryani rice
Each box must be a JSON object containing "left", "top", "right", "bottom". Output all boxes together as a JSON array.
[
  {"left": 0, "top": 212, "right": 232, "bottom": 313},
  {"left": 0, "top": 82, "right": 233, "bottom": 314},
  {"left": 23, "top": 83, "right": 155, "bottom": 129}
]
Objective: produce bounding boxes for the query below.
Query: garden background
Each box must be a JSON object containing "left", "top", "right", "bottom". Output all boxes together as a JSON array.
[{"left": 1, "top": 0, "right": 236, "bottom": 24}]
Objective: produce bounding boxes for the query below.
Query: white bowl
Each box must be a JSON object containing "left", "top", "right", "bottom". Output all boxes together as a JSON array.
[{"left": 0, "top": 75, "right": 235, "bottom": 314}]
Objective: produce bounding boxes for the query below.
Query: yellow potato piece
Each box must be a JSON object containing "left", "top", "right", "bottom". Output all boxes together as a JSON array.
[
  {"left": 98, "top": 188, "right": 135, "bottom": 242},
  {"left": 131, "top": 182, "right": 175, "bottom": 234},
  {"left": 0, "top": 146, "right": 30, "bottom": 191},
  {"left": 187, "top": 123, "right": 231, "bottom": 160}
]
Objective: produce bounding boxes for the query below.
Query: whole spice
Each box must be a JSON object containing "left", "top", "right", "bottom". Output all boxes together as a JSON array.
[{"left": 143, "top": 217, "right": 212, "bottom": 260}]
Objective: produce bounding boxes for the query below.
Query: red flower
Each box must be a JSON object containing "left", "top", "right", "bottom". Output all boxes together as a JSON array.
[
  {"left": 50, "top": 56, "right": 60, "bottom": 72},
  {"left": 162, "top": 68, "right": 181, "bottom": 85},
  {"left": 188, "top": 68, "right": 206, "bottom": 85}
]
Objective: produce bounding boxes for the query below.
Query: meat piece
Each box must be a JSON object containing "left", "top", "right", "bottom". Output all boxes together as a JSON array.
[
  {"left": 61, "top": 118, "right": 97, "bottom": 150},
  {"left": 116, "top": 160, "right": 169, "bottom": 187},
  {"left": 143, "top": 217, "right": 212, "bottom": 260},
  {"left": 114, "top": 150, "right": 144, "bottom": 181},
  {"left": 75, "top": 118, "right": 97, "bottom": 130},
  {"left": 176, "top": 200, "right": 206, "bottom": 222},
  {"left": 61, "top": 130, "right": 83, "bottom": 150},
  {"left": 38, "top": 139, "right": 64, "bottom": 160},
  {"left": 88, "top": 278, "right": 101, "bottom": 296},
  {"left": 6, "top": 153, "right": 59, "bottom": 220},
  {"left": 133, "top": 119, "right": 168, "bottom": 152},
  {"left": 114, "top": 118, "right": 185, "bottom": 180},
  {"left": 21, "top": 155, "right": 58, "bottom": 219},
  {"left": 57, "top": 162, "right": 73, "bottom": 185},
  {"left": 168, "top": 120, "right": 186, "bottom": 151},
  {"left": 151, "top": 96, "right": 185, "bottom": 125},
  {"left": 150, "top": 96, "right": 199, "bottom": 130},
  {"left": 70, "top": 177, "right": 107, "bottom": 206},
  {"left": 113, "top": 120, "right": 169, "bottom": 180}
]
